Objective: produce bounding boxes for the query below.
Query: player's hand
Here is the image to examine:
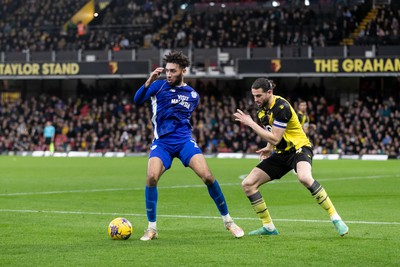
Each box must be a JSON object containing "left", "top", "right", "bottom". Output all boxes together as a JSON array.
[
  {"left": 150, "top": 67, "right": 164, "bottom": 80},
  {"left": 233, "top": 109, "right": 255, "bottom": 126},
  {"left": 145, "top": 67, "right": 164, "bottom": 87},
  {"left": 256, "top": 146, "right": 272, "bottom": 161}
]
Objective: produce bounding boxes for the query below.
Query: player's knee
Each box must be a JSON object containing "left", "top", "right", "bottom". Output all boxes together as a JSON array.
[
  {"left": 201, "top": 172, "right": 214, "bottom": 185},
  {"left": 297, "top": 173, "right": 313, "bottom": 187},
  {"left": 241, "top": 179, "right": 254, "bottom": 194},
  {"left": 146, "top": 172, "right": 159, "bottom": 186}
]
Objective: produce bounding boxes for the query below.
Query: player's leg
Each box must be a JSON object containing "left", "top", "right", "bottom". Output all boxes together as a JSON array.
[
  {"left": 188, "top": 154, "right": 225, "bottom": 212},
  {"left": 141, "top": 142, "right": 172, "bottom": 241},
  {"left": 295, "top": 148, "right": 348, "bottom": 236},
  {"left": 242, "top": 166, "right": 278, "bottom": 235},
  {"left": 182, "top": 140, "right": 244, "bottom": 238},
  {"left": 188, "top": 153, "right": 244, "bottom": 238},
  {"left": 140, "top": 157, "right": 164, "bottom": 241}
]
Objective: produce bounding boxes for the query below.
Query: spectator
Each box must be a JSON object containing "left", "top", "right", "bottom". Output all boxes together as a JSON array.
[{"left": 43, "top": 121, "right": 55, "bottom": 153}]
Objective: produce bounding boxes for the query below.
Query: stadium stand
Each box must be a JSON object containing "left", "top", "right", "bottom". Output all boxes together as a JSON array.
[
  {"left": 0, "top": 0, "right": 399, "bottom": 158},
  {"left": 0, "top": 86, "right": 398, "bottom": 158},
  {"left": 1, "top": 0, "right": 399, "bottom": 54}
]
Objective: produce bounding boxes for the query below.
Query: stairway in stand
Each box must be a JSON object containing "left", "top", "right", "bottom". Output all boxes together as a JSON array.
[{"left": 341, "top": 7, "right": 379, "bottom": 46}]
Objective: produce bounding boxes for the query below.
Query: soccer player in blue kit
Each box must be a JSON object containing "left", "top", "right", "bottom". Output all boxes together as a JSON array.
[{"left": 134, "top": 50, "right": 244, "bottom": 241}]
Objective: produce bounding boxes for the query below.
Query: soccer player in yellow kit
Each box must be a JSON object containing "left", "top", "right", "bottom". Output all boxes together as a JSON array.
[
  {"left": 297, "top": 99, "right": 310, "bottom": 134},
  {"left": 233, "top": 78, "right": 349, "bottom": 237}
]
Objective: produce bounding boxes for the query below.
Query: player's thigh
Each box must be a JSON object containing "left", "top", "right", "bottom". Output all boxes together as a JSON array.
[
  {"left": 149, "top": 141, "right": 173, "bottom": 170},
  {"left": 147, "top": 157, "right": 165, "bottom": 178},
  {"left": 296, "top": 161, "right": 314, "bottom": 187},
  {"left": 293, "top": 146, "right": 314, "bottom": 187},
  {"left": 188, "top": 154, "right": 213, "bottom": 182},
  {"left": 179, "top": 138, "right": 202, "bottom": 167}
]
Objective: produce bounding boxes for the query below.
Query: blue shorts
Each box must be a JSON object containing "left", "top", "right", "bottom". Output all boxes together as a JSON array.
[{"left": 149, "top": 137, "right": 202, "bottom": 170}]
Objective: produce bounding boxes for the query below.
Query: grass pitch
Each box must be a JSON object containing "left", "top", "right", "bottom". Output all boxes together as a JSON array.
[{"left": 0, "top": 157, "right": 399, "bottom": 266}]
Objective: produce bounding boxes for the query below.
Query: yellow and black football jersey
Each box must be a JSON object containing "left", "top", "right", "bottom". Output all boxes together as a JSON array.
[
  {"left": 297, "top": 110, "right": 310, "bottom": 128},
  {"left": 257, "top": 95, "right": 311, "bottom": 153}
]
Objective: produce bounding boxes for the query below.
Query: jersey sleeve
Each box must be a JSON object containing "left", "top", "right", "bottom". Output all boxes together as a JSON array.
[
  {"left": 134, "top": 80, "right": 164, "bottom": 105},
  {"left": 272, "top": 102, "right": 292, "bottom": 128}
]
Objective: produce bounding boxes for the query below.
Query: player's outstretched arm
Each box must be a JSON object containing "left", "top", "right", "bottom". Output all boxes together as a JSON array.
[
  {"left": 234, "top": 109, "right": 284, "bottom": 145},
  {"left": 134, "top": 67, "right": 164, "bottom": 105}
]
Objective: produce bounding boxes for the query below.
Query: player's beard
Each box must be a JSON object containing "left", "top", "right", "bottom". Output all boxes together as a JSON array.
[
  {"left": 169, "top": 73, "right": 183, "bottom": 87},
  {"left": 258, "top": 95, "right": 270, "bottom": 109}
]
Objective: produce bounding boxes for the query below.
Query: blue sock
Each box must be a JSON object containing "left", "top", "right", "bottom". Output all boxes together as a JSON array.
[
  {"left": 207, "top": 179, "right": 229, "bottom": 216},
  {"left": 145, "top": 186, "right": 158, "bottom": 222}
]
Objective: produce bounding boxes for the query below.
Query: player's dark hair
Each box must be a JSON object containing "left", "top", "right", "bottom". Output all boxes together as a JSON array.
[
  {"left": 251, "top": 78, "right": 276, "bottom": 92},
  {"left": 163, "top": 50, "right": 190, "bottom": 69}
]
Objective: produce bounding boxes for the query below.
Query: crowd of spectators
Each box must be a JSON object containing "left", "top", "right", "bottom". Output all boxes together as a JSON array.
[
  {"left": 0, "top": 86, "right": 399, "bottom": 158},
  {"left": 0, "top": 0, "right": 178, "bottom": 52},
  {"left": 355, "top": 6, "right": 400, "bottom": 45},
  {"left": 154, "top": 3, "right": 348, "bottom": 49},
  {"left": 0, "top": 0, "right": 89, "bottom": 52},
  {"left": 303, "top": 96, "right": 399, "bottom": 157},
  {"left": 0, "top": 0, "right": 398, "bottom": 53},
  {"left": 0, "top": 0, "right": 398, "bottom": 157}
]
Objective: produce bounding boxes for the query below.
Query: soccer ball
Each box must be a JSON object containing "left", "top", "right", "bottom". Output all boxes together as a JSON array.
[{"left": 108, "top": 217, "right": 133, "bottom": 240}]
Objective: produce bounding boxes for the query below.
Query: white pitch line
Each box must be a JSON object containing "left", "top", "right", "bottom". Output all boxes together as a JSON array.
[
  {"left": 0, "top": 187, "right": 143, "bottom": 196},
  {"left": 0, "top": 174, "right": 397, "bottom": 197},
  {"left": 0, "top": 208, "right": 399, "bottom": 225},
  {"left": 0, "top": 184, "right": 217, "bottom": 196},
  {"left": 254, "top": 174, "right": 399, "bottom": 183},
  {"left": 0, "top": 184, "right": 238, "bottom": 196}
]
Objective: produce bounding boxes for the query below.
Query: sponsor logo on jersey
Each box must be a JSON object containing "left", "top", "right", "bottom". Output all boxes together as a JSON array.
[{"left": 171, "top": 94, "right": 191, "bottom": 109}]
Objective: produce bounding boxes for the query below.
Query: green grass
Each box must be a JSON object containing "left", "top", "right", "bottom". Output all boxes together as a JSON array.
[{"left": 0, "top": 157, "right": 399, "bottom": 266}]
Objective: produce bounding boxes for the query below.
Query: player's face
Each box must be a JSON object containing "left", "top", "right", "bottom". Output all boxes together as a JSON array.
[
  {"left": 252, "top": 88, "right": 272, "bottom": 108},
  {"left": 299, "top": 102, "right": 307, "bottom": 112},
  {"left": 165, "top": 63, "right": 186, "bottom": 86}
]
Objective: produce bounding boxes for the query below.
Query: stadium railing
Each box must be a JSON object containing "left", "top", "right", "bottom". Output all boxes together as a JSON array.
[
  {"left": 2, "top": 45, "right": 399, "bottom": 64},
  {"left": 1, "top": 46, "right": 398, "bottom": 78}
]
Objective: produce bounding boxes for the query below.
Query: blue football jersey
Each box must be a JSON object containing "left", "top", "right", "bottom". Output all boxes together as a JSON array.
[{"left": 134, "top": 79, "right": 199, "bottom": 139}]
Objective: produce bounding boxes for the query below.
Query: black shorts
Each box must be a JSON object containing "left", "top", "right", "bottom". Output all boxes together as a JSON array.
[
  {"left": 45, "top": 137, "right": 52, "bottom": 145},
  {"left": 256, "top": 146, "right": 313, "bottom": 180}
]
